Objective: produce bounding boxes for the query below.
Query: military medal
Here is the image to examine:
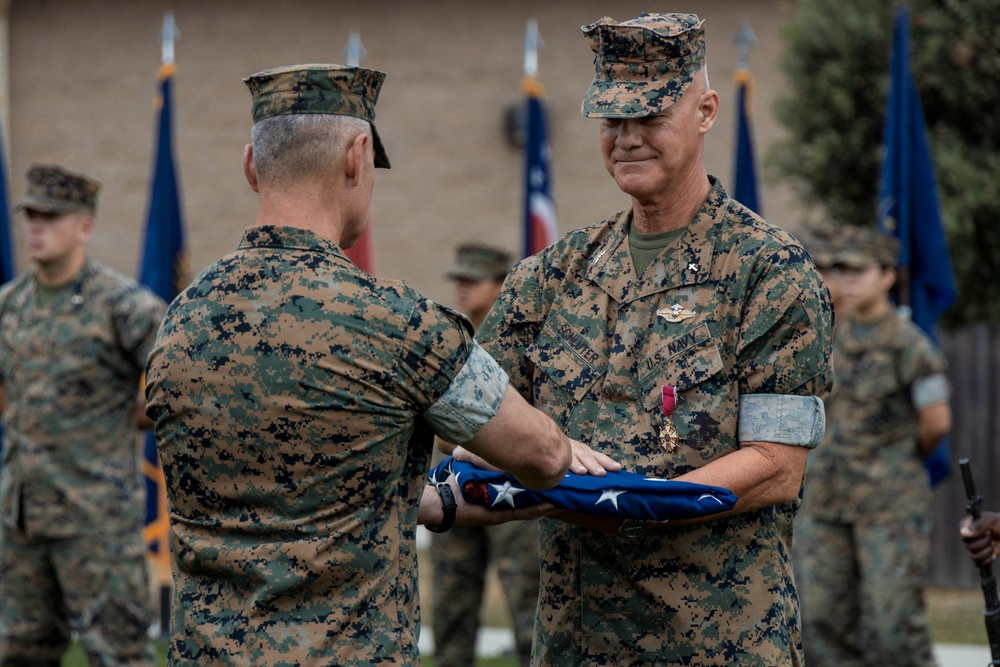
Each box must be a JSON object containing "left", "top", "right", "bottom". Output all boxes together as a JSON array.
[
  {"left": 656, "top": 303, "right": 695, "bottom": 323},
  {"left": 659, "top": 385, "right": 680, "bottom": 453}
]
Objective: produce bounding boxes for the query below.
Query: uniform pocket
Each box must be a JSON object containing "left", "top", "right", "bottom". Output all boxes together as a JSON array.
[
  {"left": 638, "top": 323, "right": 724, "bottom": 413},
  {"left": 525, "top": 313, "right": 607, "bottom": 427}
]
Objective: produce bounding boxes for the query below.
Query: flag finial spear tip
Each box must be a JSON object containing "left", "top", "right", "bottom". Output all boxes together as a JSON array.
[
  {"left": 524, "top": 19, "right": 541, "bottom": 77},
  {"left": 346, "top": 30, "right": 366, "bottom": 67},
  {"left": 161, "top": 11, "right": 180, "bottom": 65},
  {"left": 736, "top": 21, "right": 757, "bottom": 69}
]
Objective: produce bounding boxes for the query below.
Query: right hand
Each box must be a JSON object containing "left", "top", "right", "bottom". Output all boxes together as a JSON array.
[
  {"left": 567, "top": 438, "right": 622, "bottom": 476},
  {"left": 452, "top": 438, "right": 621, "bottom": 477},
  {"left": 960, "top": 512, "right": 1000, "bottom": 567}
]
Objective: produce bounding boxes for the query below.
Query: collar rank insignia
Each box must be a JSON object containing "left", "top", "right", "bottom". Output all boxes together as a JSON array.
[{"left": 656, "top": 303, "right": 695, "bottom": 323}]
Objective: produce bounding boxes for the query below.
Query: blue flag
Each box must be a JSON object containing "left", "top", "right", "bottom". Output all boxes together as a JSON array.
[
  {"left": 0, "top": 118, "right": 12, "bottom": 468},
  {"left": 139, "top": 64, "right": 187, "bottom": 305},
  {"left": 138, "top": 63, "right": 187, "bottom": 562},
  {"left": 522, "top": 76, "right": 557, "bottom": 258},
  {"left": 429, "top": 456, "right": 737, "bottom": 522},
  {"left": 733, "top": 68, "right": 761, "bottom": 214},
  {"left": 878, "top": 7, "right": 957, "bottom": 486},
  {"left": 0, "top": 122, "right": 14, "bottom": 285}
]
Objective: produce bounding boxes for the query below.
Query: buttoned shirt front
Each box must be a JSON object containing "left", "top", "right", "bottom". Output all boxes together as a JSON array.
[
  {"left": 480, "top": 178, "right": 832, "bottom": 666},
  {"left": 0, "top": 259, "right": 165, "bottom": 538}
]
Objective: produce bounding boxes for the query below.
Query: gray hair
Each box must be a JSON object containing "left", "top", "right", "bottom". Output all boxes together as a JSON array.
[{"left": 250, "top": 114, "right": 372, "bottom": 187}]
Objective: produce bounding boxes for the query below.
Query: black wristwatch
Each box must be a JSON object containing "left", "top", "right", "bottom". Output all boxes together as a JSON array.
[
  {"left": 425, "top": 482, "right": 457, "bottom": 533},
  {"left": 618, "top": 519, "right": 647, "bottom": 538}
]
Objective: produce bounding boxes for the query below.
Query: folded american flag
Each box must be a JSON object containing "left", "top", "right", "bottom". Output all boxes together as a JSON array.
[{"left": 428, "top": 456, "right": 738, "bottom": 521}]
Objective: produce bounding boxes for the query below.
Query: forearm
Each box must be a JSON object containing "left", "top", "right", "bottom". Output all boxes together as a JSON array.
[
  {"left": 917, "top": 401, "right": 951, "bottom": 457},
  {"left": 673, "top": 441, "right": 808, "bottom": 516},
  {"left": 418, "top": 483, "right": 446, "bottom": 526}
]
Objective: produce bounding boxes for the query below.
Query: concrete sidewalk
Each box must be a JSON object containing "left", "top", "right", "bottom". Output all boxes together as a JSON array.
[{"left": 419, "top": 626, "right": 993, "bottom": 665}]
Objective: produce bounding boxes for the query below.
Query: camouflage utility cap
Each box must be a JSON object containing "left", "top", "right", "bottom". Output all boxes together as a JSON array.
[
  {"left": 446, "top": 243, "right": 513, "bottom": 282},
  {"left": 15, "top": 164, "right": 100, "bottom": 214},
  {"left": 244, "top": 64, "right": 391, "bottom": 169},
  {"left": 581, "top": 13, "right": 706, "bottom": 118},
  {"left": 832, "top": 226, "right": 900, "bottom": 269},
  {"left": 799, "top": 227, "right": 840, "bottom": 270}
]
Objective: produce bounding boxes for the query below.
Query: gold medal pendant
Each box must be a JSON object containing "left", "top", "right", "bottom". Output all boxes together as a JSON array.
[
  {"left": 659, "top": 417, "right": 680, "bottom": 453},
  {"left": 659, "top": 385, "right": 680, "bottom": 453}
]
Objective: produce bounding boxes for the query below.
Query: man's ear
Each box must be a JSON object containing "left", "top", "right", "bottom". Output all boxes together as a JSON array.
[
  {"left": 344, "top": 132, "right": 371, "bottom": 186},
  {"left": 884, "top": 266, "right": 898, "bottom": 290},
  {"left": 698, "top": 89, "right": 720, "bottom": 134},
  {"left": 243, "top": 143, "right": 259, "bottom": 193},
  {"left": 77, "top": 212, "right": 96, "bottom": 243}
]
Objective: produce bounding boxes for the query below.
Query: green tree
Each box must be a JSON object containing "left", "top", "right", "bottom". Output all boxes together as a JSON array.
[{"left": 771, "top": 0, "right": 1000, "bottom": 327}]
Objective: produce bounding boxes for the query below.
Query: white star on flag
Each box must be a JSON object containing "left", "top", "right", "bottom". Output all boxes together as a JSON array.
[
  {"left": 491, "top": 481, "right": 525, "bottom": 508},
  {"left": 596, "top": 488, "right": 627, "bottom": 511}
]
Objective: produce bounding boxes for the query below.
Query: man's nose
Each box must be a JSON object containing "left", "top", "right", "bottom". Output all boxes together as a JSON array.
[{"left": 615, "top": 120, "right": 643, "bottom": 147}]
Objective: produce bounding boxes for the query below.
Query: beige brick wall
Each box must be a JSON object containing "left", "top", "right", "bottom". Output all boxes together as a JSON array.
[{"left": 5, "top": 0, "right": 803, "bottom": 307}]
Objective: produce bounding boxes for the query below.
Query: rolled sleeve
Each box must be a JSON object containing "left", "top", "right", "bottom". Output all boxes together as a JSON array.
[
  {"left": 424, "top": 342, "right": 509, "bottom": 444},
  {"left": 911, "top": 373, "right": 950, "bottom": 409},
  {"left": 738, "top": 394, "right": 826, "bottom": 448}
]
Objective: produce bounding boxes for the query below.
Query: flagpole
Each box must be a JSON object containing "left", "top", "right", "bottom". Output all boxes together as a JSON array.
[
  {"left": 521, "top": 19, "right": 556, "bottom": 258},
  {"left": 139, "top": 10, "right": 186, "bottom": 638},
  {"left": 732, "top": 21, "right": 761, "bottom": 214}
]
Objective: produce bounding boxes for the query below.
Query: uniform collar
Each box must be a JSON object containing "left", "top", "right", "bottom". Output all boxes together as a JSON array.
[
  {"left": 584, "top": 177, "right": 730, "bottom": 304},
  {"left": 238, "top": 225, "right": 350, "bottom": 261}
]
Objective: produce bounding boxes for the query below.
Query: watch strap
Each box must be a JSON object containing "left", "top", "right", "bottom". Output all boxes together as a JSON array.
[{"left": 425, "top": 482, "right": 457, "bottom": 533}]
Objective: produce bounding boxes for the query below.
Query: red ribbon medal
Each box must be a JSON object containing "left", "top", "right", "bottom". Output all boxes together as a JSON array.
[{"left": 659, "top": 386, "right": 680, "bottom": 453}]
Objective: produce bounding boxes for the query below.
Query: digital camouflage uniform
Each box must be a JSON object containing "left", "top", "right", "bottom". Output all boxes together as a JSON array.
[
  {"left": 432, "top": 243, "right": 539, "bottom": 667},
  {"left": 795, "top": 230, "right": 949, "bottom": 667},
  {"left": 146, "top": 225, "right": 509, "bottom": 666},
  {"left": 479, "top": 177, "right": 832, "bottom": 666},
  {"left": 0, "top": 166, "right": 164, "bottom": 667}
]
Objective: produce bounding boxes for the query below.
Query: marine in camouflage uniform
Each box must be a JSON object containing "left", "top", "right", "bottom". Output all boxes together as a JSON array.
[
  {"left": 478, "top": 14, "right": 833, "bottom": 666},
  {"left": 0, "top": 165, "right": 164, "bottom": 666},
  {"left": 145, "top": 64, "right": 575, "bottom": 666},
  {"left": 431, "top": 244, "right": 539, "bottom": 667},
  {"left": 794, "top": 227, "right": 951, "bottom": 667}
]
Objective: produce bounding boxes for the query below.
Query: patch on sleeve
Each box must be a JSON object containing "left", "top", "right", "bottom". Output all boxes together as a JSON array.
[
  {"left": 911, "top": 374, "right": 950, "bottom": 410},
  {"left": 738, "top": 394, "right": 826, "bottom": 448},
  {"left": 424, "top": 342, "right": 509, "bottom": 444}
]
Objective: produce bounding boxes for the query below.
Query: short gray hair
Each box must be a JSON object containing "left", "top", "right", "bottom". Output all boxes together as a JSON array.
[{"left": 250, "top": 114, "right": 372, "bottom": 187}]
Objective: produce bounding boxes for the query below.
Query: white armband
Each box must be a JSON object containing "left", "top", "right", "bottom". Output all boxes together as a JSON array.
[
  {"left": 424, "top": 342, "right": 509, "bottom": 444},
  {"left": 738, "top": 394, "right": 826, "bottom": 448},
  {"left": 911, "top": 374, "right": 949, "bottom": 410}
]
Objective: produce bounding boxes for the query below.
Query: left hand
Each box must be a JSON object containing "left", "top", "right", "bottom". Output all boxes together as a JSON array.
[
  {"left": 419, "top": 475, "right": 557, "bottom": 528},
  {"left": 452, "top": 438, "right": 622, "bottom": 477}
]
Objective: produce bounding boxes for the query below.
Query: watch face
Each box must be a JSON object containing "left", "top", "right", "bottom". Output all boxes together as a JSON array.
[{"left": 619, "top": 519, "right": 646, "bottom": 538}]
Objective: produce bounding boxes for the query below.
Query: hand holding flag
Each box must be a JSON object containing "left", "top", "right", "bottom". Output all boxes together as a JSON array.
[{"left": 429, "top": 456, "right": 737, "bottom": 522}]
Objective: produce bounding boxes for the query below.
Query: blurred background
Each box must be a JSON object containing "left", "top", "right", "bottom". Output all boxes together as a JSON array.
[{"left": 2, "top": 0, "right": 998, "bottom": 662}]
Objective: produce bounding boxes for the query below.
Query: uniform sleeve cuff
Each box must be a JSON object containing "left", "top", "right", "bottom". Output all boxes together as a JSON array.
[
  {"left": 912, "top": 374, "right": 950, "bottom": 410},
  {"left": 424, "top": 342, "right": 509, "bottom": 444},
  {"left": 738, "top": 394, "right": 826, "bottom": 448}
]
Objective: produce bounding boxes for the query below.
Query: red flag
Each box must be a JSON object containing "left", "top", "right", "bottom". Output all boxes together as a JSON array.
[
  {"left": 522, "top": 75, "right": 556, "bottom": 258},
  {"left": 345, "top": 227, "right": 376, "bottom": 275}
]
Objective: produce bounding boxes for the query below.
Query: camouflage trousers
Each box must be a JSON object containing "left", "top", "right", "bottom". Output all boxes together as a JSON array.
[
  {"left": 431, "top": 520, "right": 540, "bottom": 667},
  {"left": 0, "top": 521, "right": 156, "bottom": 667},
  {"left": 793, "top": 514, "right": 937, "bottom": 667}
]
